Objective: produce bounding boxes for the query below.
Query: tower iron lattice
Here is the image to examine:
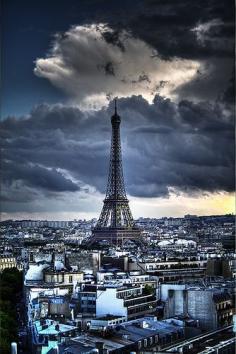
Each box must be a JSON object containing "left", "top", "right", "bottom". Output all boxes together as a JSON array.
[{"left": 89, "top": 100, "right": 141, "bottom": 246}]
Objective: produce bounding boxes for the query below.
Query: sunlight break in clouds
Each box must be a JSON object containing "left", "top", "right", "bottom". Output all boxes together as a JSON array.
[
  {"left": 130, "top": 192, "right": 235, "bottom": 219},
  {"left": 34, "top": 24, "right": 200, "bottom": 109}
]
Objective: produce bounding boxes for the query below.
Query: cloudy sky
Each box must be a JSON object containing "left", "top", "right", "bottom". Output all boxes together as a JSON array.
[{"left": 1, "top": 0, "right": 235, "bottom": 220}]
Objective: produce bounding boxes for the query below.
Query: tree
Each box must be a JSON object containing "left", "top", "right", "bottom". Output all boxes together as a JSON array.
[
  {"left": 143, "top": 284, "right": 154, "bottom": 295},
  {"left": 0, "top": 268, "right": 23, "bottom": 354}
]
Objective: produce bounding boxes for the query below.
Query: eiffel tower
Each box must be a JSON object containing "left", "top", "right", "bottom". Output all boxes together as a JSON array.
[{"left": 89, "top": 100, "right": 141, "bottom": 246}]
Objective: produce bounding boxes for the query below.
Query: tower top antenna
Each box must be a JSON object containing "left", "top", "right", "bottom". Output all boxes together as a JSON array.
[{"left": 114, "top": 98, "right": 117, "bottom": 115}]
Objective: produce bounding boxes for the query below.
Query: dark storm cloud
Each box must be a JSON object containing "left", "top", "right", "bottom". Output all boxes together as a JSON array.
[
  {"left": 34, "top": 0, "right": 235, "bottom": 106},
  {"left": 221, "top": 72, "right": 235, "bottom": 104},
  {"left": 101, "top": 29, "right": 126, "bottom": 52},
  {"left": 99, "top": 0, "right": 234, "bottom": 60},
  {"left": 90, "top": 0, "right": 235, "bottom": 103},
  {"left": 1, "top": 95, "right": 234, "bottom": 211},
  {"left": 3, "top": 0, "right": 234, "bottom": 120},
  {"left": 173, "top": 58, "right": 234, "bottom": 103},
  {"left": 2, "top": 161, "right": 80, "bottom": 192}
]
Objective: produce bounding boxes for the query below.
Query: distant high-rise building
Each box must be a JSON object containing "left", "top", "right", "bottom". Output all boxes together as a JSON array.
[{"left": 89, "top": 100, "right": 141, "bottom": 246}]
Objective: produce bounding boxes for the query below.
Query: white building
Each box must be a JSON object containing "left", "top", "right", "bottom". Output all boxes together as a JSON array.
[{"left": 96, "top": 285, "right": 157, "bottom": 320}]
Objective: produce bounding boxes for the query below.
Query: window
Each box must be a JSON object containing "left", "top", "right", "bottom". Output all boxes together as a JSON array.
[
  {"left": 138, "top": 341, "right": 142, "bottom": 349},
  {"left": 69, "top": 276, "right": 73, "bottom": 283},
  {"left": 144, "top": 339, "right": 147, "bottom": 347}
]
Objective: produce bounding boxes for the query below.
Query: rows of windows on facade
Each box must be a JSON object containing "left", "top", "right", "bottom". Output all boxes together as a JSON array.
[{"left": 0, "top": 107, "right": 235, "bottom": 354}]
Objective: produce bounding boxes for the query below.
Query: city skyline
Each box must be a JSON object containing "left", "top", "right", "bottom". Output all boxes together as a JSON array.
[{"left": 1, "top": 0, "right": 235, "bottom": 221}]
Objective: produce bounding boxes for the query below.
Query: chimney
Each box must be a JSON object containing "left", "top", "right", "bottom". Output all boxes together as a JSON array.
[
  {"left": 11, "top": 343, "right": 17, "bottom": 354},
  {"left": 29, "top": 253, "right": 34, "bottom": 262}
]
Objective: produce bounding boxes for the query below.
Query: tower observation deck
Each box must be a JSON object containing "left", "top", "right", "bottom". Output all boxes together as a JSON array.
[{"left": 89, "top": 100, "right": 142, "bottom": 246}]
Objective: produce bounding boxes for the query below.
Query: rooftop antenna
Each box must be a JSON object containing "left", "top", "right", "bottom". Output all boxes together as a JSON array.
[{"left": 115, "top": 97, "right": 117, "bottom": 115}]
